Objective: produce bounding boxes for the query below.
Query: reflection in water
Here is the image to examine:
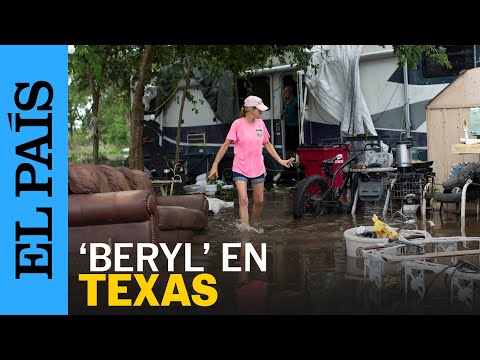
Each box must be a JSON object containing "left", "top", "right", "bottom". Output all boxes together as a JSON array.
[
  {"left": 69, "top": 190, "right": 480, "bottom": 314},
  {"left": 360, "top": 238, "right": 480, "bottom": 314},
  {"left": 235, "top": 233, "right": 268, "bottom": 314}
]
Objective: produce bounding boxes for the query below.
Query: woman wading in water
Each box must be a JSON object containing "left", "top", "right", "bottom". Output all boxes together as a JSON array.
[{"left": 208, "top": 95, "right": 294, "bottom": 229}]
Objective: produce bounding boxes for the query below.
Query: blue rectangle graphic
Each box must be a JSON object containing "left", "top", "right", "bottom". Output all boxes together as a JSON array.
[{"left": 0, "top": 46, "right": 68, "bottom": 314}]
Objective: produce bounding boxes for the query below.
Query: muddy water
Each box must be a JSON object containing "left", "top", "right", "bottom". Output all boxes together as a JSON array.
[{"left": 191, "top": 189, "right": 480, "bottom": 315}]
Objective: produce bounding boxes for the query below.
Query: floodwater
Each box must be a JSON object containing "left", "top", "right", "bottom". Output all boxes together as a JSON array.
[
  {"left": 69, "top": 189, "right": 480, "bottom": 315},
  {"left": 192, "top": 189, "right": 480, "bottom": 315}
]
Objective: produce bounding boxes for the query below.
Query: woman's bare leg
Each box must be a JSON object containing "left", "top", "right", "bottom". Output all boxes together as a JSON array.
[
  {"left": 235, "top": 180, "right": 249, "bottom": 225},
  {"left": 250, "top": 181, "right": 265, "bottom": 227}
]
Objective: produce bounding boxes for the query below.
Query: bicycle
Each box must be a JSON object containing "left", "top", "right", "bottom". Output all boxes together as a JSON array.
[{"left": 293, "top": 146, "right": 359, "bottom": 219}]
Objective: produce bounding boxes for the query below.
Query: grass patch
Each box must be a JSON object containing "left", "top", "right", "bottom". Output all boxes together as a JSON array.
[{"left": 68, "top": 144, "right": 127, "bottom": 165}]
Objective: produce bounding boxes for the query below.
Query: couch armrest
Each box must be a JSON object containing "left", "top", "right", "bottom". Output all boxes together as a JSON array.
[
  {"left": 69, "top": 190, "right": 157, "bottom": 227},
  {"left": 156, "top": 194, "right": 209, "bottom": 216}
]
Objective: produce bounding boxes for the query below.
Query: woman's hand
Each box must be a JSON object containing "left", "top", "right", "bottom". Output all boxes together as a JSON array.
[
  {"left": 280, "top": 157, "right": 295, "bottom": 168},
  {"left": 208, "top": 165, "right": 218, "bottom": 180}
]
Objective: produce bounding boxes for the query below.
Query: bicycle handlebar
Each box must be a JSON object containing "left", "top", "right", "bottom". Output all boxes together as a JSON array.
[{"left": 322, "top": 152, "right": 360, "bottom": 180}]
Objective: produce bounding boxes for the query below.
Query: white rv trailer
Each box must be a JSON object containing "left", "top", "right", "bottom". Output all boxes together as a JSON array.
[{"left": 138, "top": 45, "right": 479, "bottom": 182}]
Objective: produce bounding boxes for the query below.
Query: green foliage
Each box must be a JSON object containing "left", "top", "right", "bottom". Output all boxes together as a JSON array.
[
  {"left": 68, "top": 77, "right": 92, "bottom": 132},
  {"left": 192, "top": 45, "right": 314, "bottom": 76},
  {"left": 207, "top": 177, "right": 216, "bottom": 185},
  {"left": 391, "top": 45, "right": 451, "bottom": 70},
  {"left": 69, "top": 44, "right": 451, "bottom": 168},
  {"left": 68, "top": 141, "right": 127, "bottom": 164},
  {"left": 428, "top": 184, "right": 440, "bottom": 207},
  {"left": 69, "top": 45, "right": 143, "bottom": 163},
  {"left": 184, "top": 90, "right": 204, "bottom": 115},
  {"left": 102, "top": 116, "right": 130, "bottom": 147},
  {"left": 69, "top": 90, "right": 130, "bottom": 148},
  {"left": 69, "top": 45, "right": 142, "bottom": 92},
  {"left": 69, "top": 65, "right": 131, "bottom": 148},
  {"left": 69, "top": 130, "right": 91, "bottom": 147},
  {"left": 98, "top": 87, "right": 131, "bottom": 147}
]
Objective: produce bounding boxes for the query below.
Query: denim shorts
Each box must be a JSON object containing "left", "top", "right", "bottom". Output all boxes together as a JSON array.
[{"left": 232, "top": 171, "right": 266, "bottom": 183}]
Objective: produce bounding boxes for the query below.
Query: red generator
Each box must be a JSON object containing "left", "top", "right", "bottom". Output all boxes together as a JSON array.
[{"left": 297, "top": 145, "right": 349, "bottom": 187}]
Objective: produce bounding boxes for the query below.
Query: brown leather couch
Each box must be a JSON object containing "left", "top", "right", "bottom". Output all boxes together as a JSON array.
[{"left": 68, "top": 163, "right": 209, "bottom": 252}]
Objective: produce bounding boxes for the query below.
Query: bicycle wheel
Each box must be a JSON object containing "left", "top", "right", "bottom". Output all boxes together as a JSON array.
[{"left": 293, "top": 174, "right": 329, "bottom": 219}]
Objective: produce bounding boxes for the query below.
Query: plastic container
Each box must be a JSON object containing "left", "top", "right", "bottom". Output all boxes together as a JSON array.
[{"left": 297, "top": 145, "right": 349, "bottom": 187}]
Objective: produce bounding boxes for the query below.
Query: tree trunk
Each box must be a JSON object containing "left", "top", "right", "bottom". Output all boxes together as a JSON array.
[
  {"left": 90, "top": 80, "right": 100, "bottom": 164},
  {"left": 123, "top": 86, "right": 132, "bottom": 129},
  {"left": 175, "top": 76, "right": 190, "bottom": 164},
  {"left": 175, "top": 49, "right": 196, "bottom": 163},
  {"left": 129, "top": 45, "right": 155, "bottom": 170}
]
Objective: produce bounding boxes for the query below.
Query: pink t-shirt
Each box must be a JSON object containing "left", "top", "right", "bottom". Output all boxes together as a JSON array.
[{"left": 226, "top": 117, "right": 270, "bottom": 178}]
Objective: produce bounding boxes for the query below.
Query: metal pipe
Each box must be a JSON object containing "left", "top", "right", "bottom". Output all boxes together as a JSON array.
[
  {"left": 300, "top": 85, "right": 308, "bottom": 145},
  {"left": 475, "top": 45, "right": 478, "bottom": 68},
  {"left": 242, "top": 64, "right": 299, "bottom": 76},
  {"left": 403, "top": 61, "right": 411, "bottom": 138},
  {"left": 359, "top": 49, "right": 395, "bottom": 62},
  {"left": 268, "top": 73, "right": 274, "bottom": 149},
  {"left": 351, "top": 188, "right": 359, "bottom": 215},
  {"left": 382, "top": 188, "right": 391, "bottom": 219},
  {"left": 382, "top": 180, "right": 395, "bottom": 219},
  {"left": 461, "top": 180, "right": 469, "bottom": 219},
  {"left": 297, "top": 70, "right": 304, "bottom": 145},
  {"left": 250, "top": 49, "right": 395, "bottom": 74},
  {"left": 248, "top": 49, "right": 395, "bottom": 76}
]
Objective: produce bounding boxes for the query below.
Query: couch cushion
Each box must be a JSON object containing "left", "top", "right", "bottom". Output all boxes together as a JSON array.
[
  {"left": 117, "top": 167, "right": 155, "bottom": 194},
  {"left": 157, "top": 206, "right": 208, "bottom": 231},
  {"left": 98, "top": 165, "right": 131, "bottom": 192},
  {"left": 157, "top": 194, "right": 209, "bottom": 216},
  {"left": 68, "top": 163, "right": 112, "bottom": 194}
]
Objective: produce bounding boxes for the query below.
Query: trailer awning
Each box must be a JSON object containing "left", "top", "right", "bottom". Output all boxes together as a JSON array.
[{"left": 305, "top": 45, "right": 377, "bottom": 136}]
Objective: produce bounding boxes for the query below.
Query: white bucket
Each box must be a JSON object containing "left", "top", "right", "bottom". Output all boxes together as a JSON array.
[{"left": 343, "top": 226, "right": 390, "bottom": 258}]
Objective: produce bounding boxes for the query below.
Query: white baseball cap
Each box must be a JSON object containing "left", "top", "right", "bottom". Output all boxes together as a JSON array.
[{"left": 244, "top": 95, "right": 268, "bottom": 111}]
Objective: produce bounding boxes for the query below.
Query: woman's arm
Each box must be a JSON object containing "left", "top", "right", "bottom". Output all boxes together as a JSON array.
[
  {"left": 264, "top": 142, "right": 294, "bottom": 168},
  {"left": 208, "top": 139, "right": 232, "bottom": 179}
]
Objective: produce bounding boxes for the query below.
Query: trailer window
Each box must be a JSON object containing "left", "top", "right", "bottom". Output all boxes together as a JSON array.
[
  {"left": 422, "top": 45, "right": 474, "bottom": 78},
  {"left": 237, "top": 76, "right": 270, "bottom": 109}
]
